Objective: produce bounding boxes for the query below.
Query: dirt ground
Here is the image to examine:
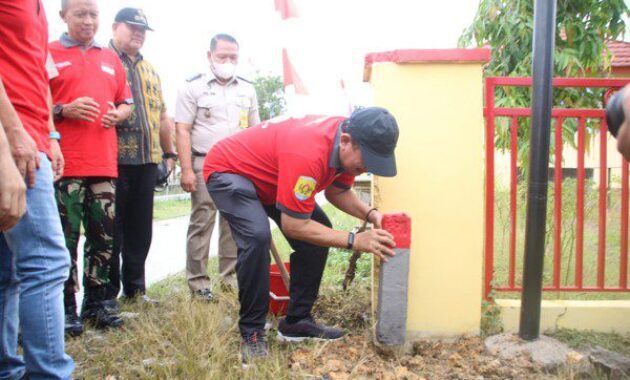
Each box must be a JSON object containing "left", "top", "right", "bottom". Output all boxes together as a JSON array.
[
  {"left": 289, "top": 286, "right": 550, "bottom": 379},
  {"left": 287, "top": 333, "right": 555, "bottom": 379}
]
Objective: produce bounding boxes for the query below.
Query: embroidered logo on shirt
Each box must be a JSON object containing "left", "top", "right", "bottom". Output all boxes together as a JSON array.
[
  {"left": 101, "top": 65, "right": 115, "bottom": 76},
  {"left": 294, "top": 176, "right": 317, "bottom": 201}
]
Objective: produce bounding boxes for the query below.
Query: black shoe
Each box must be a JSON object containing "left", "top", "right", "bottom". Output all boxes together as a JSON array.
[
  {"left": 64, "top": 293, "right": 84, "bottom": 337},
  {"left": 81, "top": 287, "right": 123, "bottom": 329},
  {"left": 102, "top": 299, "right": 120, "bottom": 315},
  {"left": 64, "top": 311, "right": 84, "bottom": 337},
  {"left": 277, "top": 317, "right": 344, "bottom": 342},
  {"left": 240, "top": 331, "right": 268, "bottom": 368},
  {"left": 81, "top": 305, "right": 124, "bottom": 329},
  {"left": 191, "top": 288, "right": 215, "bottom": 303}
]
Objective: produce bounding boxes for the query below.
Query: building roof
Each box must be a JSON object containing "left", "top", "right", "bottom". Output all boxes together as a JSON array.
[{"left": 608, "top": 40, "right": 630, "bottom": 68}]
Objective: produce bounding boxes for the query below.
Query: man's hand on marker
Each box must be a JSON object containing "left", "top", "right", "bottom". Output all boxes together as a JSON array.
[
  {"left": 366, "top": 208, "right": 383, "bottom": 229},
  {"left": 353, "top": 229, "right": 396, "bottom": 262},
  {"left": 180, "top": 168, "right": 197, "bottom": 193},
  {"left": 61, "top": 97, "right": 100, "bottom": 123}
]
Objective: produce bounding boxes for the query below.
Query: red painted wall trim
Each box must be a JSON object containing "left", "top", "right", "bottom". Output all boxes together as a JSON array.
[
  {"left": 381, "top": 213, "right": 411, "bottom": 249},
  {"left": 364, "top": 48, "right": 491, "bottom": 81}
]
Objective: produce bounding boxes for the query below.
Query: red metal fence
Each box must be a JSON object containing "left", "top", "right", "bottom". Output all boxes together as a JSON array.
[{"left": 484, "top": 77, "right": 630, "bottom": 299}]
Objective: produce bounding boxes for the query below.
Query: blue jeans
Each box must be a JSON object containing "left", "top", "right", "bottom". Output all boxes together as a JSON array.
[{"left": 0, "top": 154, "right": 74, "bottom": 380}]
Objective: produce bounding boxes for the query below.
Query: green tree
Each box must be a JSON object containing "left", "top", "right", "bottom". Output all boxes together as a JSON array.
[
  {"left": 253, "top": 74, "right": 286, "bottom": 121},
  {"left": 459, "top": 0, "right": 628, "bottom": 164}
]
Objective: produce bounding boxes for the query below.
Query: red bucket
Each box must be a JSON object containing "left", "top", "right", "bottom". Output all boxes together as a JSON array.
[{"left": 269, "top": 262, "right": 290, "bottom": 316}]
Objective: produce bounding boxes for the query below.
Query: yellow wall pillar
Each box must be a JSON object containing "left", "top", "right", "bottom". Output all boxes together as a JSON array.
[{"left": 366, "top": 49, "right": 491, "bottom": 337}]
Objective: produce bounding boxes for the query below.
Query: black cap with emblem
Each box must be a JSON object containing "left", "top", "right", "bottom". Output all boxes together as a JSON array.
[
  {"left": 114, "top": 8, "right": 153, "bottom": 31},
  {"left": 344, "top": 107, "right": 399, "bottom": 177}
]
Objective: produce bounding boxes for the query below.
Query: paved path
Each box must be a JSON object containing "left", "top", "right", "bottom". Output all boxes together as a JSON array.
[{"left": 76, "top": 214, "right": 222, "bottom": 301}]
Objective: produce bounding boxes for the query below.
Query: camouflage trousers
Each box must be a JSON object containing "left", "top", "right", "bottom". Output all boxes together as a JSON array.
[{"left": 55, "top": 177, "right": 116, "bottom": 294}]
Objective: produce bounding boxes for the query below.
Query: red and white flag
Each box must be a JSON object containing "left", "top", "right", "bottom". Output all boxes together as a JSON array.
[
  {"left": 282, "top": 49, "right": 308, "bottom": 95},
  {"left": 274, "top": 0, "right": 353, "bottom": 116},
  {"left": 274, "top": 0, "right": 299, "bottom": 20}
]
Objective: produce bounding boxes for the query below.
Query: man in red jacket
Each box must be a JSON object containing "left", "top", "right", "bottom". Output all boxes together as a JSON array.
[
  {"left": 205, "top": 108, "right": 399, "bottom": 366},
  {"left": 49, "top": 0, "right": 132, "bottom": 333}
]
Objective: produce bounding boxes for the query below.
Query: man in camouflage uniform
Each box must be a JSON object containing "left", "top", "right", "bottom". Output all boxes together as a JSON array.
[
  {"left": 49, "top": 0, "right": 132, "bottom": 332},
  {"left": 55, "top": 181, "right": 122, "bottom": 326}
]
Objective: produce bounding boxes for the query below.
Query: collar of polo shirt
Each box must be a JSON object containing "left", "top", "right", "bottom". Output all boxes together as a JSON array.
[
  {"left": 328, "top": 123, "right": 345, "bottom": 173},
  {"left": 108, "top": 39, "right": 143, "bottom": 62},
  {"left": 60, "top": 32, "right": 102, "bottom": 50}
]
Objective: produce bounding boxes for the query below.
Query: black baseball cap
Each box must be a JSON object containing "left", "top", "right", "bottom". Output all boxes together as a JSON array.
[
  {"left": 114, "top": 8, "right": 153, "bottom": 31},
  {"left": 345, "top": 107, "right": 399, "bottom": 177}
]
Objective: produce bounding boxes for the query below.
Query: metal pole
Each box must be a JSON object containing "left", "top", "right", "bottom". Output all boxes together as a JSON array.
[{"left": 519, "top": 0, "right": 557, "bottom": 341}]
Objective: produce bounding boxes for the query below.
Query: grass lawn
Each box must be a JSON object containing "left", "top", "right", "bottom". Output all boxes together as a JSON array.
[
  {"left": 549, "top": 328, "right": 630, "bottom": 357},
  {"left": 67, "top": 202, "right": 373, "bottom": 379},
  {"left": 491, "top": 179, "right": 630, "bottom": 301},
  {"left": 153, "top": 199, "right": 191, "bottom": 221}
]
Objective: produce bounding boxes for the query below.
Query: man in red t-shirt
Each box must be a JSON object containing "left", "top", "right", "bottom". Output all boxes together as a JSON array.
[
  {"left": 49, "top": 0, "right": 132, "bottom": 333},
  {"left": 204, "top": 107, "right": 399, "bottom": 365}
]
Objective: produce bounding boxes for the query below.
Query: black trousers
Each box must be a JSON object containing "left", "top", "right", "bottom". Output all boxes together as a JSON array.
[
  {"left": 207, "top": 173, "right": 330, "bottom": 337},
  {"left": 108, "top": 163, "right": 157, "bottom": 298}
]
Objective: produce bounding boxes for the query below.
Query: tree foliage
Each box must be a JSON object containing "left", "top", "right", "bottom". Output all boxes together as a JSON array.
[
  {"left": 460, "top": 0, "right": 627, "bottom": 77},
  {"left": 459, "top": 0, "right": 628, "bottom": 165},
  {"left": 253, "top": 74, "right": 286, "bottom": 121}
]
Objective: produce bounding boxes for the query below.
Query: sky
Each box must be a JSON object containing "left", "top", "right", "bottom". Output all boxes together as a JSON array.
[{"left": 42, "top": 0, "right": 482, "bottom": 115}]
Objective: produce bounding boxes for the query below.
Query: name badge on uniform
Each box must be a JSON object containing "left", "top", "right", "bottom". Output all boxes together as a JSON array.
[
  {"left": 55, "top": 61, "right": 72, "bottom": 69},
  {"left": 239, "top": 109, "right": 249, "bottom": 129},
  {"left": 101, "top": 65, "right": 115, "bottom": 76}
]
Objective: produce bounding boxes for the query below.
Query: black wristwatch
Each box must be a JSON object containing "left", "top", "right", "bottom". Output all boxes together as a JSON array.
[
  {"left": 347, "top": 232, "right": 355, "bottom": 250},
  {"left": 162, "top": 152, "right": 178, "bottom": 161},
  {"left": 53, "top": 104, "right": 64, "bottom": 121}
]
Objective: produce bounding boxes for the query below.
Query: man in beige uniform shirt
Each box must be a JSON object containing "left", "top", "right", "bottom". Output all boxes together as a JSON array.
[{"left": 175, "top": 33, "right": 260, "bottom": 301}]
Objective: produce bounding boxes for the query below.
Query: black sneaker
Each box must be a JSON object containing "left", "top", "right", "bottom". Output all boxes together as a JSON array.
[
  {"left": 102, "top": 299, "right": 120, "bottom": 314},
  {"left": 191, "top": 288, "right": 215, "bottom": 303},
  {"left": 240, "top": 332, "right": 268, "bottom": 368},
  {"left": 64, "top": 294, "right": 84, "bottom": 337},
  {"left": 81, "top": 304, "right": 124, "bottom": 329},
  {"left": 277, "top": 317, "right": 344, "bottom": 342},
  {"left": 64, "top": 311, "right": 84, "bottom": 337}
]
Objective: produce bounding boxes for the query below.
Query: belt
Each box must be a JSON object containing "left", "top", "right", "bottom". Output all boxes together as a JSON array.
[{"left": 192, "top": 151, "right": 207, "bottom": 158}]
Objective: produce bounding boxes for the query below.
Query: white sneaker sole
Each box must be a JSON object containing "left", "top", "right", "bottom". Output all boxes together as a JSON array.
[{"left": 276, "top": 331, "right": 344, "bottom": 343}]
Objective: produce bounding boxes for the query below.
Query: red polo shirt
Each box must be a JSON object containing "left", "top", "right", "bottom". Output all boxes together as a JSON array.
[
  {"left": 204, "top": 115, "right": 355, "bottom": 218},
  {"left": 0, "top": 0, "right": 51, "bottom": 156},
  {"left": 49, "top": 37, "right": 132, "bottom": 178}
]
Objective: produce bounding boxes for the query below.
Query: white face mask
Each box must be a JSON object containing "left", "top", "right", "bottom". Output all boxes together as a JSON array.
[{"left": 211, "top": 59, "right": 236, "bottom": 80}]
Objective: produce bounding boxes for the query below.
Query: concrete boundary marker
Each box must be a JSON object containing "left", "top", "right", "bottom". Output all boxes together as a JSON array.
[{"left": 376, "top": 213, "right": 411, "bottom": 345}]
